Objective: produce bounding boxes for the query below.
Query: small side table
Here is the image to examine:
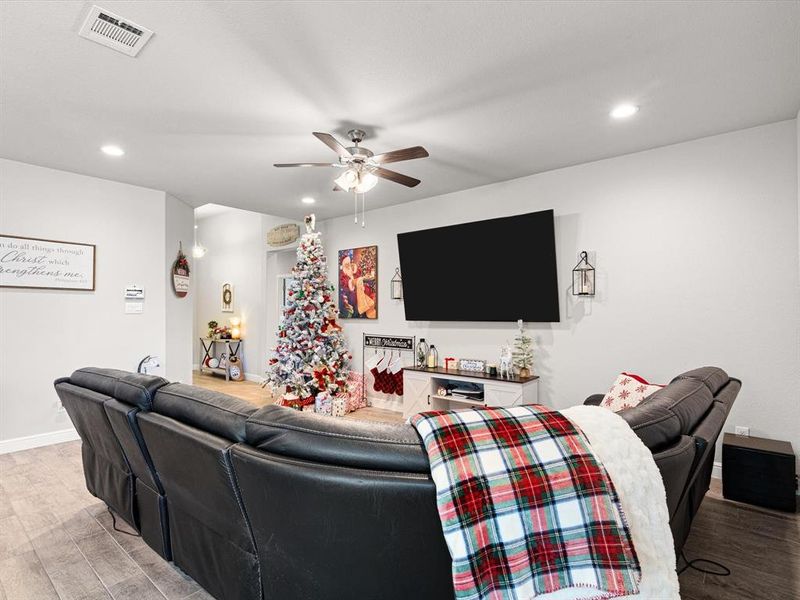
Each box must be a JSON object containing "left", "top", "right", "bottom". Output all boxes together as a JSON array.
[
  {"left": 199, "top": 338, "right": 243, "bottom": 381},
  {"left": 722, "top": 433, "right": 796, "bottom": 512}
]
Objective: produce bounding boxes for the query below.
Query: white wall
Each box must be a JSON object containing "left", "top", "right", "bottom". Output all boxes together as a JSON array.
[
  {"left": 323, "top": 121, "right": 800, "bottom": 462},
  {"left": 165, "top": 194, "right": 195, "bottom": 383},
  {"left": 263, "top": 222, "right": 303, "bottom": 372},
  {"left": 191, "top": 209, "right": 261, "bottom": 379},
  {"left": 0, "top": 159, "right": 192, "bottom": 447},
  {"left": 193, "top": 208, "right": 303, "bottom": 381}
]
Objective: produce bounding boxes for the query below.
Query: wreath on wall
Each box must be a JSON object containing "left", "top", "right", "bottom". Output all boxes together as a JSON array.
[{"left": 172, "top": 243, "right": 190, "bottom": 298}]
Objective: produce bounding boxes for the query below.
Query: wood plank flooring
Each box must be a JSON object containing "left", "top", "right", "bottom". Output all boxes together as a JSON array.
[
  {"left": 679, "top": 479, "right": 799, "bottom": 599},
  {"left": 0, "top": 374, "right": 795, "bottom": 599},
  {"left": 0, "top": 442, "right": 213, "bottom": 600}
]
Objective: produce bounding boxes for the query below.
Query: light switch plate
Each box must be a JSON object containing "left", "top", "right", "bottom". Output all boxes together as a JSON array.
[
  {"left": 735, "top": 426, "right": 750, "bottom": 436},
  {"left": 125, "top": 301, "right": 143, "bottom": 314}
]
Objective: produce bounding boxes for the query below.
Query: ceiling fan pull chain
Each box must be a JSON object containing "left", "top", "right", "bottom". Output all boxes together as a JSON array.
[
  {"left": 361, "top": 193, "right": 366, "bottom": 228},
  {"left": 354, "top": 190, "right": 358, "bottom": 224}
]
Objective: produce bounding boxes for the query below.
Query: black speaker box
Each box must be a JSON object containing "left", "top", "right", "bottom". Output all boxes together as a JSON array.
[{"left": 722, "top": 433, "right": 796, "bottom": 513}]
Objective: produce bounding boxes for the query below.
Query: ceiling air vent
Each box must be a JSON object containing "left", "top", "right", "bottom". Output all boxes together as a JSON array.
[{"left": 78, "top": 5, "right": 154, "bottom": 57}]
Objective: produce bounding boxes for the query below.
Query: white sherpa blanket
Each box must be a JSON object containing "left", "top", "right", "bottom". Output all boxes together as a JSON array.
[{"left": 539, "top": 405, "right": 680, "bottom": 600}]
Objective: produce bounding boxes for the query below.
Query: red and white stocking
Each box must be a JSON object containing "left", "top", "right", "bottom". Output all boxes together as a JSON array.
[
  {"left": 382, "top": 356, "right": 397, "bottom": 395},
  {"left": 373, "top": 356, "right": 388, "bottom": 393},
  {"left": 366, "top": 353, "right": 383, "bottom": 393},
  {"left": 389, "top": 355, "right": 404, "bottom": 396}
]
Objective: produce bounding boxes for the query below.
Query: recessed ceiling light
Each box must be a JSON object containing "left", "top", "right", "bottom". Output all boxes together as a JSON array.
[
  {"left": 101, "top": 145, "right": 125, "bottom": 156},
  {"left": 610, "top": 104, "right": 639, "bottom": 119},
  {"left": 301, "top": 196, "right": 316, "bottom": 205}
]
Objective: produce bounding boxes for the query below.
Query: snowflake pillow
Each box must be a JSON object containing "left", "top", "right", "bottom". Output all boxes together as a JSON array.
[{"left": 601, "top": 373, "right": 663, "bottom": 412}]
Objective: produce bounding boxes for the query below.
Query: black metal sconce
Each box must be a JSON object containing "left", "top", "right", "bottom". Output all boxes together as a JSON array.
[
  {"left": 390, "top": 268, "right": 403, "bottom": 300},
  {"left": 572, "top": 251, "right": 595, "bottom": 296}
]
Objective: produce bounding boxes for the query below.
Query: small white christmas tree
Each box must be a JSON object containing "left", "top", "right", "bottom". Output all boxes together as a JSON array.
[
  {"left": 266, "top": 215, "right": 351, "bottom": 408},
  {"left": 511, "top": 319, "right": 534, "bottom": 376}
]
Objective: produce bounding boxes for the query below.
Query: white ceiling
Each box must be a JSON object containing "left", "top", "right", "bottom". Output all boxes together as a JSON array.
[
  {"left": 194, "top": 202, "right": 236, "bottom": 221},
  {"left": 1, "top": 1, "right": 799, "bottom": 221}
]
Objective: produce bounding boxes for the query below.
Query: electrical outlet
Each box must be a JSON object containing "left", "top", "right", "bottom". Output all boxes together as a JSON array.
[{"left": 735, "top": 426, "right": 750, "bottom": 437}]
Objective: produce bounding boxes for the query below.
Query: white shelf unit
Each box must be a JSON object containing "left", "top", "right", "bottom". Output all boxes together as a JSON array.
[{"left": 402, "top": 369, "right": 539, "bottom": 419}]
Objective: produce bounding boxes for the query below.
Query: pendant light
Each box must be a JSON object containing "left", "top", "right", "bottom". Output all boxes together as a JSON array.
[{"left": 192, "top": 222, "right": 207, "bottom": 258}]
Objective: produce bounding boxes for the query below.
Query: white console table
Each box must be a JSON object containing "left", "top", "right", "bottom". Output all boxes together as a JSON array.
[
  {"left": 199, "top": 338, "right": 243, "bottom": 381},
  {"left": 402, "top": 366, "right": 539, "bottom": 420}
]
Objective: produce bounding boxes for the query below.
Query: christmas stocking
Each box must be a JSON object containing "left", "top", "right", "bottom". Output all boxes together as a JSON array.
[
  {"left": 372, "top": 356, "right": 387, "bottom": 393},
  {"left": 366, "top": 353, "right": 383, "bottom": 392},
  {"left": 382, "top": 356, "right": 397, "bottom": 395},
  {"left": 389, "top": 355, "right": 404, "bottom": 396}
]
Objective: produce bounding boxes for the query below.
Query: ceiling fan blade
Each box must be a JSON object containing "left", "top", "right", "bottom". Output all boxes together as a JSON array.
[
  {"left": 273, "top": 162, "right": 335, "bottom": 167},
  {"left": 313, "top": 132, "right": 352, "bottom": 158},
  {"left": 373, "top": 166, "right": 421, "bottom": 187},
  {"left": 333, "top": 185, "right": 344, "bottom": 192},
  {"left": 371, "top": 146, "right": 429, "bottom": 164}
]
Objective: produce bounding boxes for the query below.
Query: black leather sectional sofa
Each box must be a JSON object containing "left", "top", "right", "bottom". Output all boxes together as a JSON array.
[{"left": 54, "top": 366, "right": 738, "bottom": 600}]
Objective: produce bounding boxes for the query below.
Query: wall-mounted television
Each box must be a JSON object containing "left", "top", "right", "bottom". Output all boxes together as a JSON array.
[{"left": 397, "top": 209, "right": 560, "bottom": 322}]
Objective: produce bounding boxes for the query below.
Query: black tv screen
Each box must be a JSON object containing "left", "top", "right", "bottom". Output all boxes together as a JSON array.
[{"left": 397, "top": 210, "right": 560, "bottom": 322}]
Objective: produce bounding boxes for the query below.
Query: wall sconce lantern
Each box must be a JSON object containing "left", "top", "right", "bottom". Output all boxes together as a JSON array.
[
  {"left": 572, "top": 251, "right": 595, "bottom": 296},
  {"left": 390, "top": 268, "right": 403, "bottom": 300}
]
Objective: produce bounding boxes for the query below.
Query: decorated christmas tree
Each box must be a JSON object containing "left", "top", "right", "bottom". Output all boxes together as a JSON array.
[
  {"left": 266, "top": 214, "right": 351, "bottom": 408},
  {"left": 511, "top": 319, "right": 534, "bottom": 377}
]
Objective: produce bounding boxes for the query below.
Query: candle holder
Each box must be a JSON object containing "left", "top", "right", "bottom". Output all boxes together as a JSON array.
[
  {"left": 390, "top": 268, "right": 403, "bottom": 300},
  {"left": 572, "top": 251, "right": 596, "bottom": 296}
]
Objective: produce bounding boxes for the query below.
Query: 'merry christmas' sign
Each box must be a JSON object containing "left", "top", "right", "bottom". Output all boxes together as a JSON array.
[{"left": 364, "top": 335, "right": 415, "bottom": 350}]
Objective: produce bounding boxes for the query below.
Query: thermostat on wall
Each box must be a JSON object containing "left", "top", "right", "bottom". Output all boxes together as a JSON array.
[
  {"left": 125, "top": 285, "right": 145, "bottom": 299},
  {"left": 125, "top": 302, "right": 143, "bottom": 314}
]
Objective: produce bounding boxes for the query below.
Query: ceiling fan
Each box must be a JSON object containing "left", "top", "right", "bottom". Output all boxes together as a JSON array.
[{"left": 274, "top": 129, "right": 429, "bottom": 193}]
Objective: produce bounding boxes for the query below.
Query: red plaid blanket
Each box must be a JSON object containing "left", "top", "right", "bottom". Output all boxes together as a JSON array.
[{"left": 411, "top": 405, "right": 641, "bottom": 600}]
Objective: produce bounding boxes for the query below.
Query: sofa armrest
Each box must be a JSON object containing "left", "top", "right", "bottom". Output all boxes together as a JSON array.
[{"left": 584, "top": 394, "right": 604, "bottom": 406}]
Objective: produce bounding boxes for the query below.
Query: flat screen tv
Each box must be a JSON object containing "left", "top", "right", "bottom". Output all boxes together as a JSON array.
[{"left": 397, "top": 209, "right": 559, "bottom": 322}]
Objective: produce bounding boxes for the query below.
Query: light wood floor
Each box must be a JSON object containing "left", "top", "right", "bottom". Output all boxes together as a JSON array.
[
  {"left": 191, "top": 371, "right": 404, "bottom": 424},
  {"left": 0, "top": 441, "right": 213, "bottom": 600}
]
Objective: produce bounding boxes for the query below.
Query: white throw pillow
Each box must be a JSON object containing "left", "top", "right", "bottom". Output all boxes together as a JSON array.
[{"left": 601, "top": 373, "right": 663, "bottom": 412}]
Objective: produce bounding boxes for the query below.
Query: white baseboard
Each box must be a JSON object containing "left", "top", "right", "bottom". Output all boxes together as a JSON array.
[
  {"left": 0, "top": 427, "right": 79, "bottom": 455},
  {"left": 367, "top": 396, "right": 403, "bottom": 412},
  {"left": 191, "top": 363, "right": 200, "bottom": 371},
  {"left": 712, "top": 460, "right": 722, "bottom": 481}
]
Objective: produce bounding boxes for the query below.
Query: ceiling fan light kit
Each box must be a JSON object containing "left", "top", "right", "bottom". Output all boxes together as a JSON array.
[{"left": 275, "top": 128, "right": 429, "bottom": 227}]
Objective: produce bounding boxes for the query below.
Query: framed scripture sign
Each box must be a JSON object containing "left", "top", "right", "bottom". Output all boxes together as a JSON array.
[{"left": 0, "top": 234, "right": 96, "bottom": 291}]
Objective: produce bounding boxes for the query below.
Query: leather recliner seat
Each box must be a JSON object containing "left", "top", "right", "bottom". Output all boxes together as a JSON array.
[
  {"left": 55, "top": 368, "right": 171, "bottom": 557},
  {"left": 584, "top": 366, "right": 741, "bottom": 551},
  {"left": 137, "top": 383, "right": 262, "bottom": 600},
  {"left": 56, "top": 365, "right": 739, "bottom": 600}
]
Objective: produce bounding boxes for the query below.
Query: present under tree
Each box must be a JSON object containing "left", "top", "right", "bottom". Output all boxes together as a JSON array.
[{"left": 266, "top": 215, "right": 351, "bottom": 408}]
